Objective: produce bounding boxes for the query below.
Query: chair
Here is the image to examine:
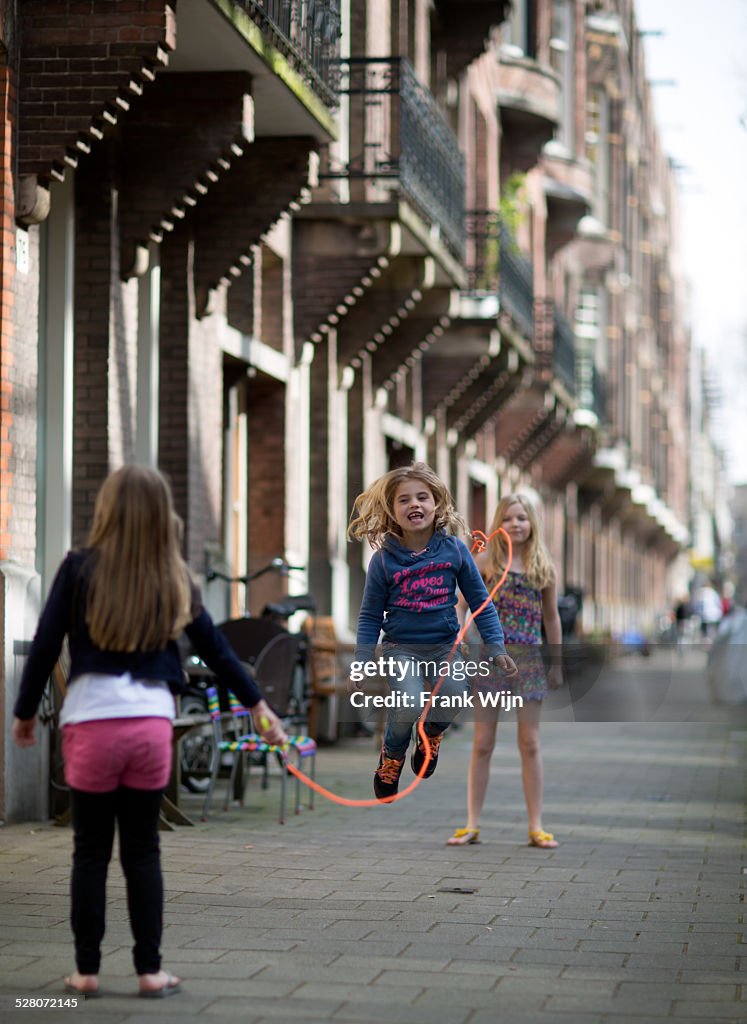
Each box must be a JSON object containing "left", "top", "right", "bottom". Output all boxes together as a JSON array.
[
  {"left": 201, "top": 686, "right": 316, "bottom": 824},
  {"left": 200, "top": 631, "right": 317, "bottom": 824}
]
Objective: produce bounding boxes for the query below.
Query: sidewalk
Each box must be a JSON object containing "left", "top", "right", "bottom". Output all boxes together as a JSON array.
[{"left": 1, "top": 654, "right": 745, "bottom": 1023}]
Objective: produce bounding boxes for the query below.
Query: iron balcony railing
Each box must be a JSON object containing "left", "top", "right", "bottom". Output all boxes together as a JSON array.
[
  {"left": 237, "top": 1, "right": 341, "bottom": 108},
  {"left": 464, "top": 210, "right": 535, "bottom": 340},
  {"left": 501, "top": 226, "right": 535, "bottom": 342},
  {"left": 535, "top": 297, "right": 576, "bottom": 397},
  {"left": 322, "top": 57, "right": 466, "bottom": 260},
  {"left": 592, "top": 365, "right": 606, "bottom": 421},
  {"left": 552, "top": 304, "right": 576, "bottom": 397}
]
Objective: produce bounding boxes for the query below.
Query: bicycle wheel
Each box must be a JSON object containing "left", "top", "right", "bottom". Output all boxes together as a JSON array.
[{"left": 179, "top": 695, "right": 215, "bottom": 793}]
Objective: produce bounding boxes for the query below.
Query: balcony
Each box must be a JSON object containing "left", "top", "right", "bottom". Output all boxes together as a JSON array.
[
  {"left": 167, "top": 0, "right": 342, "bottom": 139},
  {"left": 535, "top": 297, "right": 575, "bottom": 398},
  {"left": 497, "top": 51, "right": 561, "bottom": 175},
  {"left": 585, "top": 12, "right": 628, "bottom": 87},
  {"left": 432, "top": 0, "right": 512, "bottom": 79},
  {"left": 235, "top": 0, "right": 341, "bottom": 108},
  {"left": 464, "top": 211, "right": 534, "bottom": 341},
  {"left": 552, "top": 305, "right": 576, "bottom": 397},
  {"left": 541, "top": 153, "right": 593, "bottom": 256},
  {"left": 575, "top": 359, "right": 606, "bottom": 426},
  {"left": 321, "top": 57, "right": 466, "bottom": 261}
]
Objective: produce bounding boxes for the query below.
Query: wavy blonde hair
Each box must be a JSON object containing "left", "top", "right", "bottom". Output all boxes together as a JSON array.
[
  {"left": 85, "top": 466, "right": 193, "bottom": 651},
  {"left": 348, "top": 462, "right": 465, "bottom": 549},
  {"left": 484, "top": 493, "right": 555, "bottom": 591}
]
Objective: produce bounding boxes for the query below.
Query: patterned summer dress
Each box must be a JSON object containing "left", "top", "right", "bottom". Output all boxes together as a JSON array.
[{"left": 492, "top": 571, "right": 547, "bottom": 701}]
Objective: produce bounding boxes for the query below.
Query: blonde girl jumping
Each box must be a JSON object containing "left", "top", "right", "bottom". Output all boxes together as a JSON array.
[{"left": 348, "top": 463, "right": 517, "bottom": 800}]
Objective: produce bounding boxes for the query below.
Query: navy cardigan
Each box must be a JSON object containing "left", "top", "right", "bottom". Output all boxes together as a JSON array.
[{"left": 13, "top": 549, "right": 262, "bottom": 721}]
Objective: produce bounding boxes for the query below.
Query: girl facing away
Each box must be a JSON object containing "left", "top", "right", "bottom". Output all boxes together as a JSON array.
[
  {"left": 12, "top": 466, "right": 286, "bottom": 998},
  {"left": 348, "top": 463, "right": 517, "bottom": 802},
  {"left": 447, "top": 493, "right": 563, "bottom": 849}
]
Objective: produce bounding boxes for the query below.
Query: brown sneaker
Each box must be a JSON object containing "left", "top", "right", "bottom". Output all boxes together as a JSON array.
[
  {"left": 411, "top": 730, "right": 443, "bottom": 778},
  {"left": 373, "top": 748, "right": 406, "bottom": 799}
]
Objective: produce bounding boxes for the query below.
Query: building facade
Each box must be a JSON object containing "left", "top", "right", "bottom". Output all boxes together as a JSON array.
[{"left": 1, "top": 0, "right": 691, "bottom": 820}]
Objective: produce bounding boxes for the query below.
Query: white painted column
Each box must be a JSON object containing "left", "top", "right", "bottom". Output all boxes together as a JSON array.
[
  {"left": 330, "top": 349, "right": 351, "bottom": 629},
  {"left": 286, "top": 344, "right": 312, "bottom": 590},
  {"left": 42, "top": 174, "right": 75, "bottom": 592},
  {"left": 135, "top": 242, "right": 160, "bottom": 466}
]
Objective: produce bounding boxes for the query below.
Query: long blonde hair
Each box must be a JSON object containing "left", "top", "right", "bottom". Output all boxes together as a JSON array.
[
  {"left": 348, "top": 462, "right": 465, "bottom": 549},
  {"left": 484, "top": 493, "right": 555, "bottom": 591},
  {"left": 85, "top": 466, "right": 192, "bottom": 651}
]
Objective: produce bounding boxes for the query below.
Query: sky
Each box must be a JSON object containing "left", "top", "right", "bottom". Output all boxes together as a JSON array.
[{"left": 637, "top": 0, "right": 747, "bottom": 482}]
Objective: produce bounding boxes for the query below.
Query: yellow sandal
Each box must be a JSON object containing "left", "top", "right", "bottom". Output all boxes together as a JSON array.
[
  {"left": 528, "top": 829, "right": 559, "bottom": 849},
  {"left": 447, "top": 827, "right": 481, "bottom": 846}
]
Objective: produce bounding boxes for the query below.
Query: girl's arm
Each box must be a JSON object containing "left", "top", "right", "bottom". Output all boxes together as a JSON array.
[
  {"left": 354, "top": 552, "right": 387, "bottom": 658},
  {"left": 455, "top": 541, "right": 506, "bottom": 654},
  {"left": 13, "top": 553, "right": 77, "bottom": 724},
  {"left": 541, "top": 578, "right": 563, "bottom": 647}
]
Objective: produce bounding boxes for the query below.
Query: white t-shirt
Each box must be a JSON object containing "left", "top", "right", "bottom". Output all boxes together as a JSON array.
[{"left": 59, "top": 672, "right": 176, "bottom": 726}]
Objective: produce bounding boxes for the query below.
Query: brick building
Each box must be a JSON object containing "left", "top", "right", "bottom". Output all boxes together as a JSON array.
[{"left": 0, "top": 0, "right": 690, "bottom": 821}]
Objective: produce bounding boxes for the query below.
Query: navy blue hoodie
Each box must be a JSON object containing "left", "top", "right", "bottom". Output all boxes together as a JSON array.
[{"left": 355, "top": 531, "right": 506, "bottom": 657}]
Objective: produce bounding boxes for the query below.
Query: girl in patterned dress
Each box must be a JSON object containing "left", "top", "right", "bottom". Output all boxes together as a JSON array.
[{"left": 447, "top": 493, "right": 563, "bottom": 848}]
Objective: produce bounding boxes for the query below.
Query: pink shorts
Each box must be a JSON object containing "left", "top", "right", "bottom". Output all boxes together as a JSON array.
[{"left": 62, "top": 718, "right": 173, "bottom": 792}]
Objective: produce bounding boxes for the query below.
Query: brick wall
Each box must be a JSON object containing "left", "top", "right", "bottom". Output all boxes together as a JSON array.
[
  {"left": 0, "top": 59, "right": 36, "bottom": 566},
  {"left": 246, "top": 375, "right": 285, "bottom": 555},
  {"left": 18, "top": 0, "right": 175, "bottom": 182},
  {"left": 260, "top": 245, "right": 284, "bottom": 352},
  {"left": 158, "top": 231, "right": 191, "bottom": 531},
  {"left": 8, "top": 224, "right": 39, "bottom": 566},
  {"left": 73, "top": 146, "right": 113, "bottom": 543},
  {"left": 0, "top": 63, "right": 15, "bottom": 561},
  {"left": 158, "top": 230, "right": 223, "bottom": 571},
  {"left": 308, "top": 334, "right": 332, "bottom": 610}
]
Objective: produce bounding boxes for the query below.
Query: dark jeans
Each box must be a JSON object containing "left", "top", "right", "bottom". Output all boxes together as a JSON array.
[{"left": 69, "top": 786, "right": 164, "bottom": 975}]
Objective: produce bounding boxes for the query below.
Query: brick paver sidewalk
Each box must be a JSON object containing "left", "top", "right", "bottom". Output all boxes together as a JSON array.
[{"left": 1, "top": 654, "right": 745, "bottom": 1023}]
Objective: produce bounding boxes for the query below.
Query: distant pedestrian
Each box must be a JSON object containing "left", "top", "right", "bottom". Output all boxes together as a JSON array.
[
  {"left": 674, "top": 596, "right": 692, "bottom": 655},
  {"left": 558, "top": 585, "right": 583, "bottom": 639},
  {"left": 692, "top": 583, "right": 723, "bottom": 642},
  {"left": 447, "top": 494, "right": 563, "bottom": 850},
  {"left": 12, "top": 466, "right": 286, "bottom": 998},
  {"left": 348, "top": 463, "right": 517, "bottom": 801}
]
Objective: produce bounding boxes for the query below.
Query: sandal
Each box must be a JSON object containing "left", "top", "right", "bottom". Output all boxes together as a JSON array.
[
  {"left": 63, "top": 974, "right": 100, "bottom": 999},
  {"left": 138, "top": 971, "right": 182, "bottom": 999},
  {"left": 446, "top": 827, "right": 481, "bottom": 846},
  {"left": 528, "top": 829, "right": 559, "bottom": 849}
]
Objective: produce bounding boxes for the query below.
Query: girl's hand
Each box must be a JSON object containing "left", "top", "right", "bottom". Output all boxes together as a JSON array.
[
  {"left": 548, "top": 665, "right": 564, "bottom": 690},
  {"left": 12, "top": 717, "right": 37, "bottom": 748},
  {"left": 492, "top": 655, "right": 518, "bottom": 677},
  {"left": 252, "top": 701, "right": 288, "bottom": 746}
]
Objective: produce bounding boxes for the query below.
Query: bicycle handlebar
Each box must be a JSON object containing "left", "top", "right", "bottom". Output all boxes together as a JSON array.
[{"left": 206, "top": 557, "right": 305, "bottom": 585}]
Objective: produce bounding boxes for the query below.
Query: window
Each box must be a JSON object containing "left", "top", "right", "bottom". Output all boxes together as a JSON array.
[
  {"left": 574, "top": 287, "right": 607, "bottom": 417},
  {"left": 550, "top": 0, "right": 575, "bottom": 152},
  {"left": 505, "top": 0, "right": 536, "bottom": 58},
  {"left": 585, "top": 88, "right": 610, "bottom": 223}
]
